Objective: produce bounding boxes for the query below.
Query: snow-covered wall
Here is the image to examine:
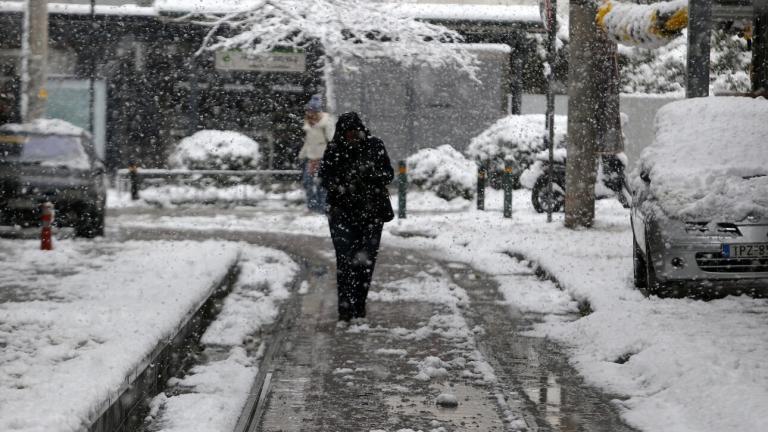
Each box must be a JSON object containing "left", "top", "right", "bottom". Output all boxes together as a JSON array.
[
  {"left": 332, "top": 45, "right": 509, "bottom": 163},
  {"left": 521, "top": 93, "right": 681, "bottom": 169}
]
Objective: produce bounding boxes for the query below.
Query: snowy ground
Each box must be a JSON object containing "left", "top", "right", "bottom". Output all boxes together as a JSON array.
[
  {"left": 110, "top": 187, "right": 768, "bottom": 432},
  {"left": 0, "top": 237, "right": 298, "bottom": 432},
  {"left": 145, "top": 246, "right": 298, "bottom": 432},
  {"left": 0, "top": 239, "right": 240, "bottom": 432}
]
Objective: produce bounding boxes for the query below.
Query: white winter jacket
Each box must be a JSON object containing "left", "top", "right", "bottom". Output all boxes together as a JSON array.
[{"left": 299, "top": 112, "right": 335, "bottom": 160}]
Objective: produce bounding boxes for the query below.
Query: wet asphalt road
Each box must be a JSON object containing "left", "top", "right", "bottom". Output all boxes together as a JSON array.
[{"left": 115, "top": 213, "right": 637, "bottom": 432}]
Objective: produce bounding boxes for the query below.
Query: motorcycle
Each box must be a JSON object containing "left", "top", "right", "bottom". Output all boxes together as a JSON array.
[{"left": 523, "top": 150, "right": 631, "bottom": 214}]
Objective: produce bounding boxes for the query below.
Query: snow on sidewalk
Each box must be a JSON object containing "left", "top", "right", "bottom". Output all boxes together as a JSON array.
[
  {"left": 145, "top": 246, "right": 298, "bottom": 432},
  {"left": 0, "top": 239, "right": 240, "bottom": 432}
]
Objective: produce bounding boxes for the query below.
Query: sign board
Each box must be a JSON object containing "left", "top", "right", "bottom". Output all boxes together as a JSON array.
[{"left": 215, "top": 51, "right": 306, "bottom": 73}]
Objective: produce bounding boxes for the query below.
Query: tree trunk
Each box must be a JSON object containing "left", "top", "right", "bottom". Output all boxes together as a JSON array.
[{"left": 565, "top": 0, "right": 608, "bottom": 228}]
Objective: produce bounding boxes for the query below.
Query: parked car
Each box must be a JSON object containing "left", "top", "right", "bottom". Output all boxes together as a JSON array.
[
  {"left": 630, "top": 97, "right": 768, "bottom": 298},
  {"left": 0, "top": 119, "right": 106, "bottom": 237}
]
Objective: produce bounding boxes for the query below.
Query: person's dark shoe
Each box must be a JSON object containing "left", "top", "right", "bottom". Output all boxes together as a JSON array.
[{"left": 338, "top": 301, "right": 352, "bottom": 322}]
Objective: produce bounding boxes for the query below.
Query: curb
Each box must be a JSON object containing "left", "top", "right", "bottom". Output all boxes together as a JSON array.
[{"left": 87, "top": 262, "right": 241, "bottom": 432}]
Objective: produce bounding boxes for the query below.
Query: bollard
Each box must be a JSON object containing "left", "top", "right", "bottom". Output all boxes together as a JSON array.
[
  {"left": 40, "top": 201, "right": 54, "bottom": 251},
  {"left": 128, "top": 163, "right": 140, "bottom": 201},
  {"left": 398, "top": 160, "right": 407, "bottom": 219},
  {"left": 503, "top": 161, "right": 513, "bottom": 218},
  {"left": 477, "top": 166, "right": 486, "bottom": 211}
]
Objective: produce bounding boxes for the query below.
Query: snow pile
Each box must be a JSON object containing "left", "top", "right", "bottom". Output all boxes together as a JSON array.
[
  {"left": 371, "top": 271, "right": 469, "bottom": 306},
  {"left": 0, "top": 118, "right": 90, "bottom": 136},
  {"left": 467, "top": 114, "right": 566, "bottom": 187},
  {"left": 634, "top": 96, "right": 768, "bottom": 220},
  {"left": 414, "top": 356, "right": 449, "bottom": 381},
  {"left": 201, "top": 246, "right": 298, "bottom": 346},
  {"left": 146, "top": 246, "right": 298, "bottom": 432},
  {"left": 168, "top": 130, "right": 261, "bottom": 171},
  {"left": 406, "top": 145, "right": 476, "bottom": 201},
  {"left": 597, "top": 0, "right": 688, "bottom": 49},
  {"left": 135, "top": 184, "right": 304, "bottom": 207},
  {"left": 0, "top": 239, "right": 240, "bottom": 432}
]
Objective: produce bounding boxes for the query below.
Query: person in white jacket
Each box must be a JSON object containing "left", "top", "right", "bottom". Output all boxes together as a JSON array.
[{"left": 299, "top": 95, "right": 335, "bottom": 212}]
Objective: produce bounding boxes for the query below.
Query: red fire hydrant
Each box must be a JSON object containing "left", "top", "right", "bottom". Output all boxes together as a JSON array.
[{"left": 40, "top": 201, "right": 54, "bottom": 251}]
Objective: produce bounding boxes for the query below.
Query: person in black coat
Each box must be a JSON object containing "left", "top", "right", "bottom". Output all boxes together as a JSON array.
[{"left": 318, "top": 112, "right": 394, "bottom": 321}]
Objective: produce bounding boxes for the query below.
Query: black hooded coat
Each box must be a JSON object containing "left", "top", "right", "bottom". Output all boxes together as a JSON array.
[{"left": 319, "top": 113, "right": 395, "bottom": 224}]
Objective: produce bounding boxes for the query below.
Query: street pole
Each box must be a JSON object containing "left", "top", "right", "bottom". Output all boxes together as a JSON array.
[
  {"left": 21, "top": 0, "right": 49, "bottom": 121},
  {"left": 89, "top": 0, "right": 95, "bottom": 134},
  {"left": 754, "top": 1, "right": 768, "bottom": 94},
  {"left": 686, "top": 0, "right": 712, "bottom": 98},
  {"left": 564, "top": 0, "right": 602, "bottom": 228},
  {"left": 544, "top": 0, "right": 557, "bottom": 223}
]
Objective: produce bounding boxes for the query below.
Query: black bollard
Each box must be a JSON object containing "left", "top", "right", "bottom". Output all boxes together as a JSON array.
[
  {"left": 477, "top": 166, "right": 486, "bottom": 211},
  {"left": 128, "top": 163, "right": 140, "bottom": 201},
  {"left": 398, "top": 160, "right": 407, "bottom": 219},
  {"left": 503, "top": 160, "right": 513, "bottom": 218}
]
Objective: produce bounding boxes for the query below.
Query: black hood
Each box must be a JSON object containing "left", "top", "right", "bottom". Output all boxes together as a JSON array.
[{"left": 332, "top": 112, "right": 371, "bottom": 145}]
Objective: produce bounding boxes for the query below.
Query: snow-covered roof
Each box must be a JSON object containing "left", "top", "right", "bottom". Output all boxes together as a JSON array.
[
  {"left": 154, "top": 0, "right": 259, "bottom": 14},
  {"left": 152, "top": 0, "right": 542, "bottom": 24},
  {"left": 635, "top": 96, "right": 768, "bottom": 220},
  {"left": 391, "top": 3, "right": 542, "bottom": 24},
  {"left": 0, "top": 1, "right": 157, "bottom": 16},
  {"left": 0, "top": 118, "right": 91, "bottom": 137}
]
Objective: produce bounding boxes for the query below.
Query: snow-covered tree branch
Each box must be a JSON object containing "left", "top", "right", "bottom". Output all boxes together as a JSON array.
[
  {"left": 187, "top": 0, "right": 479, "bottom": 78},
  {"left": 596, "top": 0, "right": 688, "bottom": 49}
]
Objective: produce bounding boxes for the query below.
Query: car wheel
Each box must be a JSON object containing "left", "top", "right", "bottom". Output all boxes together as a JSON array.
[
  {"left": 75, "top": 206, "right": 105, "bottom": 238},
  {"left": 531, "top": 173, "right": 565, "bottom": 214},
  {"left": 633, "top": 236, "right": 648, "bottom": 292}
]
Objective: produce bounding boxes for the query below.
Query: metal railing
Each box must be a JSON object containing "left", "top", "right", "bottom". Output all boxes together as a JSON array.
[{"left": 115, "top": 168, "right": 302, "bottom": 200}]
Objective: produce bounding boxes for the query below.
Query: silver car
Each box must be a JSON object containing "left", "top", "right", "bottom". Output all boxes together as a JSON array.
[{"left": 630, "top": 97, "right": 768, "bottom": 298}]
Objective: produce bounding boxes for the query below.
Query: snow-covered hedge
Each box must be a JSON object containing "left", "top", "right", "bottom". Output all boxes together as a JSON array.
[
  {"left": 633, "top": 97, "right": 768, "bottom": 220},
  {"left": 168, "top": 130, "right": 261, "bottom": 171},
  {"left": 466, "top": 114, "right": 567, "bottom": 188},
  {"left": 407, "top": 145, "right": 476, "bottom": 201}
]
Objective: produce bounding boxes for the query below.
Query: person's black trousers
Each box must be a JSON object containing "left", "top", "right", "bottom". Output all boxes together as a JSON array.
[{"left": 328, "top": 214, "right": 383, "bottom": 321}]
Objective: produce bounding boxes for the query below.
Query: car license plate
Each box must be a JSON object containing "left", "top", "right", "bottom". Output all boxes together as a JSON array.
[{"left": 722, "top": 243, "right": 768, "bottom": 259}]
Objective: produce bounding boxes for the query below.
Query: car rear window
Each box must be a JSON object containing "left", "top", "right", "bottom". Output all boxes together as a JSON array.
[{"left": 0, "top": 133, "right": 89, "bottom": 166}]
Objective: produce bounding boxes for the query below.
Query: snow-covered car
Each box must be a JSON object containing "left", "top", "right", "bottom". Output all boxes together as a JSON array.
[
  {"left": 630, "top": 97, "right": 768, "bottom": 298},
  {"left": 0, "top": 119, "right": 106, "bottom": 237}
]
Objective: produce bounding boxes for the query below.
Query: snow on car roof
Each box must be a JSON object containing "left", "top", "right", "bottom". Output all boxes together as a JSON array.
[
  {"left": 0, "top": 118, "right": 91, "bottom": 137},
  {"left": 636, "top": 96, "right": 768, "bottom": 220}
]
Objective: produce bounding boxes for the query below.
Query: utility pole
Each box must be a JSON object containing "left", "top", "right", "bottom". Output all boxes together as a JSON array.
[
  {"left": 686, "top": 0, "right": 712, "bottom": 98},
  {"left": 21, "top": 0, "right": 48, "bottom": 121},
  {"left": 754, "top": 0, "right": 768, "bottom": 93},
  {"left": 565, "top": 0, "right": 606, "bottom": 228}
]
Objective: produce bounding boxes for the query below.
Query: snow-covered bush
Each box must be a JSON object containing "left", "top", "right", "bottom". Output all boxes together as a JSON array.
[
  {"left": 407, "top": 145, "right": 476, "bottom": 201},
  {"left": 466, "top": 114, "right": 567, "bottom": 188},
  {"left": 169, "top": 130, "right": 261, "bottom": 171},
  {"left": 619, "top": 29, "right": 752, "bottom": 94}
]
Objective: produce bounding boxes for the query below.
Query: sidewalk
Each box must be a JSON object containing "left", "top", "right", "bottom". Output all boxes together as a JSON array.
[{"left": 0, "top": 239, "right": 240, "bottom": 432}]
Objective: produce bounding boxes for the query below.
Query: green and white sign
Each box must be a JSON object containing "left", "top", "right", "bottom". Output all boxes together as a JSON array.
[{"left": 216, "top": 50, "right": 306, "bottom": 73}]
